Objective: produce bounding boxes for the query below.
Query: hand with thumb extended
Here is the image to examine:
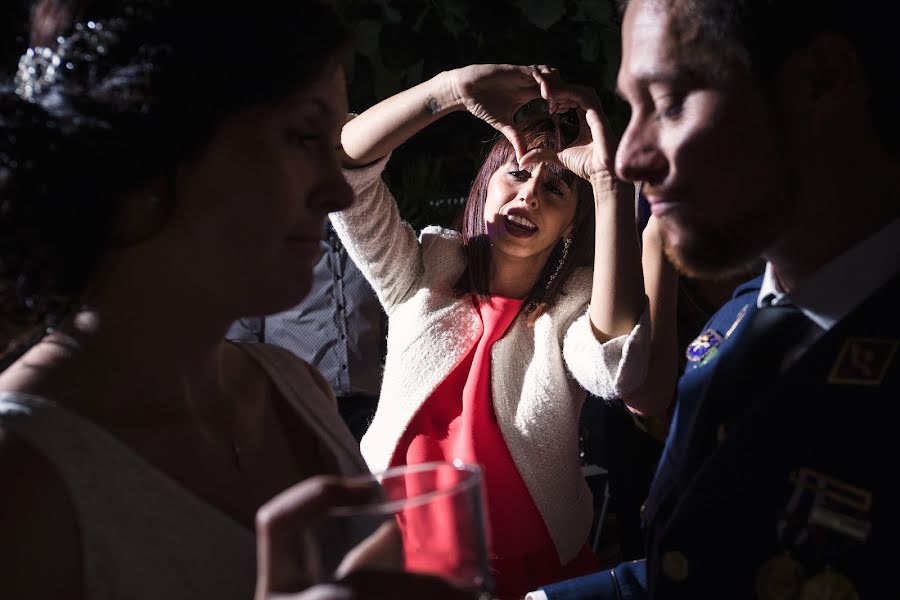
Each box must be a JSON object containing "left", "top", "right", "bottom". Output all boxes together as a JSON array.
[
  {"left": 520, "top": 84, "right": 617, "bottom": 183},
  {"left": 450, "top": 63, "right": 564, "bottom": 165},
  {"left": 254, "top": 475, "right": 480, "bottom": 600}
]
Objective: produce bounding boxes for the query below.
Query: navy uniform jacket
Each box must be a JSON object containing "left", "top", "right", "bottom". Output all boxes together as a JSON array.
[{"left": 539, "top": 273, "right": 900, "bottom": 598}]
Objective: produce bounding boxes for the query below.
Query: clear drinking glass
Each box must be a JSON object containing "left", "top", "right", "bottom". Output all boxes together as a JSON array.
[{"left": 306, "top": 460, "right": 492, "bottom": 597}]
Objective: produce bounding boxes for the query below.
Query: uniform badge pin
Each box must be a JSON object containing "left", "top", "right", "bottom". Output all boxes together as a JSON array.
[
  {"left": 827, "top": 337, "right": 898, "bottom": 386},
  {"left": 755, "top": 552, "right": 806, "bottom": 600},
  {"left": 724, "top": 303, "right": 750, "bottom": 338},
  {"left": 686, "top": 328, "right": 724, "bottom": 364},
  {"left": 686, "top": 304, "right": 750, "bottom": 367},
  {"left": 799, "top": 568, "right": 859, "bottom": 600}
]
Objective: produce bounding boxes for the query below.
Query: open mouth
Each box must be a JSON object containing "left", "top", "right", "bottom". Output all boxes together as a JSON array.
[{"left": 504, "top": 213, "right": 538, "bottom": 238}]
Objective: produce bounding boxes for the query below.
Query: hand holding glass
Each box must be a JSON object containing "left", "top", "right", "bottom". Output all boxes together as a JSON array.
[{"left": 306, "top": 461, "right": 492, "bottom": 596}]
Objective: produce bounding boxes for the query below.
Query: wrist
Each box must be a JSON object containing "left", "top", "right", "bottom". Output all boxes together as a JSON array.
[
  {"left": 590, "top": 172, "right": 634, "bottom": 209},
  {"left": 589, "top": 170, "right": 630, "bottom": 198},
  {"left": 588, "top": 170, "right": 618, "bottom": 191},
  {"left": 427, "top": 71, "right": 466, "bottom": 115}
]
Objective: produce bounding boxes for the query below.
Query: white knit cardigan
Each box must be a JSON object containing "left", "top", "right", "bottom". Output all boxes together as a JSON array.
[{"left": 330, "top": 156, "right": 650, "bottom": 563}]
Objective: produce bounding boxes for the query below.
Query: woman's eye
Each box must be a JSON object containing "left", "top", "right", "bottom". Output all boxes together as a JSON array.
[
  {"left": 545, "top": 183, "right": 564, "bottom": 196},
  {"left": 284, "top": 129, "right": 318, "bottom": 148},
  {"left": 508, "top": 169, "right": 531, "bottom": 181}
]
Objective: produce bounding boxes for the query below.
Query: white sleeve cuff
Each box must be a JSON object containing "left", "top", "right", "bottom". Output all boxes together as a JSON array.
[{"left": 563, "top": 299, "right": 651, "bottom": 399}]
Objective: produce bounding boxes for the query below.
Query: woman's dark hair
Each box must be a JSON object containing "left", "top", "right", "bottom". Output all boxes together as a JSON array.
[
  {"left": 617, "top": 0, "right": 900, "bottom": 154},
  {"left": 453, "top": 116, "right": 595, "bottom": 322},
  {"left": 0, "top": 0, "right": 352, "bottom": 352}
]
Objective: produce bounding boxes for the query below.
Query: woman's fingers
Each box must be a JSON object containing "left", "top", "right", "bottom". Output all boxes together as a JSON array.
[
  {"left": 548, "top": 84, "right": 602, "bottom": 114},
  {"left": 461, "top": 66, "right": 610, "bottom": 168},
  {"left": 256, "top": 476, "right": 377, "bottom": 545},
  {"left": 499, "top": 123, "right": 530, "bottom": 167},
  {"left": 531, "top": 65, "right": 562, "bottom": 111},
  {"left": 255, "top": 476, "right": 380, "bottom": 597},
  {"left": 516, "top": 144, "right": 611, "bottom": 184},
  {"left": 337, "top": 569, "right": 479, "bottom": 600},
  {"left": 564, "top": 103, "right": 613, "bottom": 161},
  {"left": 519, "top": 147, "right": 569, "bottom": 174},
  {"left": 571, "top": 107, "right": 592, "bottom": 146},
  {"left": 521, "top": 142, "right": 589, "bottom": 176},
  {"left": 270, "top": 584, "right": 356, "bottom": 600},
  {"left": 519, "top": 136, "right": 600, "bottom": 182},
  {"left": 583, "top": 106, "right": 615, "bottom": 158},
  {"left": 334, "top": 521, "right": 404, "bottom": 579},
  {"left": 270, "top": 571, "right": 478, "bottom": 600}
]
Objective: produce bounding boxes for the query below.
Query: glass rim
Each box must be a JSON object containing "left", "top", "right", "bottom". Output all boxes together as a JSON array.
[{"left": 328, "top": 460, "right": 483, "bottom": 517}]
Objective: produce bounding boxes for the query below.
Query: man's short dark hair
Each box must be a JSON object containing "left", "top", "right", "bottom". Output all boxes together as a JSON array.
[{"left": 618, "top": 0, "right": 900, "bottom": 153}]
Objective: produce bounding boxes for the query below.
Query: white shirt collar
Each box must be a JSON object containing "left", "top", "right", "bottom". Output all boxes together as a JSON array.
[
  {"left": 757, "top": 217, "right": 900, "bottom": 331},
  {"left": 758, "top": 263, "right": 788, "bottom": 307}
]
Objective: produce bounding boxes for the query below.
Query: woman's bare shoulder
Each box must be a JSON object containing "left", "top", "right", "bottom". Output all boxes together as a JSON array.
[
  {"left": 0, "top": 426, "right": 83, "bottom": 599},
  {"left": 256, "top": 344, "right": 336, "bottom": 403},
  {"left": 229, "top": 341, "right": 337, "bottom": 410}
]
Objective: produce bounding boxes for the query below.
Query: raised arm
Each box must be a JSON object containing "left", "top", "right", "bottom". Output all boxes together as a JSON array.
[
  {"left": 523, "top": 87, "right": 666, "bottom": 415},
  {"left": 619, "top": 216, "right": 679, "bottom": 415},
  {"left": 332, "top": 65, "right": 548, "bottom": 312},
  {"left": 340, "top": 64, "right": 547, "bottom": 168},
  {"left": 522, "top": 87, "right": 645, "bottom": 339}
]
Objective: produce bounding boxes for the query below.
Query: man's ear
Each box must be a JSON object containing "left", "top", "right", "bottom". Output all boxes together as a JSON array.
[
  {"left": 776, "top": 31, "right": 865, "bottom": 125},
  {"left": 111, "top": 177, "right": 171, "bottom": 246}
]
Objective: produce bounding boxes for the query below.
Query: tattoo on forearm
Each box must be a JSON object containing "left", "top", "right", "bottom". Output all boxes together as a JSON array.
[{"left": 426, "top": 94, "right": 442, "bottom": 114}]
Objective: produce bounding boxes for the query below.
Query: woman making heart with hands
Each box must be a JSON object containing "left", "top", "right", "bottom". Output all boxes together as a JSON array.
[{"left": 334, "top": 64, "right": 670, "bottom": 599}]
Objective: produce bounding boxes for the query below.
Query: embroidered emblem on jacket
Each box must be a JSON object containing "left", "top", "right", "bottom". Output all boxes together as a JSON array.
[
  {"left": 686, "top": 304, "right": 750, "bottom": 367},
  {"left": 827, "top": 337, "right": 898, "bottom": 386}
]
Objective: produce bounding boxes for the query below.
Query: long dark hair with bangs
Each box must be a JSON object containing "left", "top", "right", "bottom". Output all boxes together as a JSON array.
[{"left": 453, "top": 116, "right": 595, "bottom": 322}]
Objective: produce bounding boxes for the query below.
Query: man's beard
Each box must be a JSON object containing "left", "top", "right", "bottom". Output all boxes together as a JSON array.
[{"left": 659, "top": 202, "right": 784, "bottom": 280}]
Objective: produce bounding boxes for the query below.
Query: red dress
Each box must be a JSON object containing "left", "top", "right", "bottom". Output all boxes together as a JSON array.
[{"left": 389, "top": 296, "right": 599, "bottom": 599}]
